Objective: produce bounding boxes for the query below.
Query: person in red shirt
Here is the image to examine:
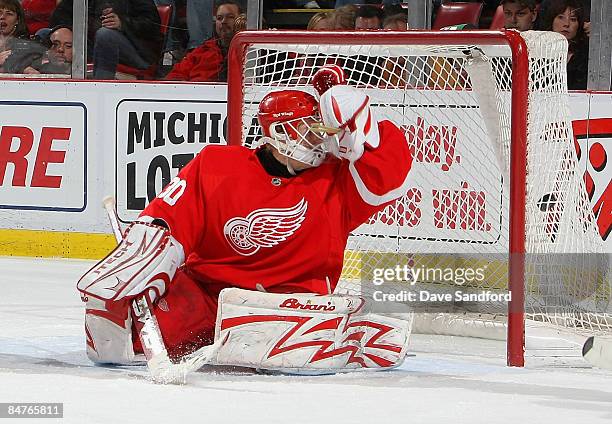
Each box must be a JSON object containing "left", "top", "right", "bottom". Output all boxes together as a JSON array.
[
  {"left": 78, "top": 65, "right": 413, "bottom": 366},
  {"left": 165, "top": 0, "right": 240, "bottom": 82},
  {"left": 21, "top": 0, "right": 56, "bottom": 34}
]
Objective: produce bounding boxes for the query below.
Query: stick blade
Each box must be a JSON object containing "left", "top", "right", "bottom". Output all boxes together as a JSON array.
[{"left": 147, "top": 353, "right": 188, "bottom": 385}]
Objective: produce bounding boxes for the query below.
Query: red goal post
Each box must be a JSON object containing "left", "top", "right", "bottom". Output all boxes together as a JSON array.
[{"left": 226, "top": 30, "right": 610, "bottom": 367}]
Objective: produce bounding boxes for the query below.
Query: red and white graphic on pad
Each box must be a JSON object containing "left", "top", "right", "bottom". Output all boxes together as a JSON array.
[
  {"left": 220, "top": 314, "right": 403, "bottom": 368},
  {"left": 223, "top": 198, "right": 308, "bottom": 256}
]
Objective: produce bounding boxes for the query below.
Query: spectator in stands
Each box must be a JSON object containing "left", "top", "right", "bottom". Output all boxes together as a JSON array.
[
  {"left": 347, "top": 6, "right": 384, "bottom": 84},
  {"left": 332, "top": 4, "right": 357, "bottom": 29},
  {"left": 581, "top": 0, "right": 590, "bottom": 37},
  {"left": 539, "top": 0, "right": 589, "bottom": 89},
  {"left": 47, "top": 25, "right": 72, "bottom": 66},
  {"left": 21, "top": 25, "right": 73, "bottom": 74},
  {"left": 294, "top": 11, "right": 334, "bottom": 83},
  {"left": 153, "top": 0, "right": 183, "bottom": 58},
  {"left": 354, "top": 5, "right": 383, "bottom": 30},
  {"left": 335, "top": 1, "right": 399, "bottom": 8},
  {"left": 382, "top": 12, "right": 409, "bottom": 86},
  {"left": 165, "top": 0, "right": 240, "bottom": 82},
  {"left": 382, "top": 3, "right": 405, "bottom": 19},
  {"left": 233, "top": 13, "right": 247, "bottom": 33},
  {"left": 21, "top": 0, "right": 58, "bottom": 35},
  {"left": 307, "top": 11, "right": 334, "bottom": 30},
  {"left": 382, "top": 11, "right": 408, "bottom": 30},
  {"left": 0, "top": 0, "right": 34, "bottom": 72},
  {"left": 542, "top": 0, "right": 591, "bottom": 37},
  {"left": 156, "top": 0, "right": 246, "bottom": 52},
  {"left": 291, "top": 0, "right": 335, "bottom": 9},
  {"left": 0, "top": 0, "right": 29, "bottom": 48},
  {"left": 50, "top": 0, "right": 162, "bottom": 80},
  {"left": 502, "top": 0, "right": 538, "bottom": 31}
]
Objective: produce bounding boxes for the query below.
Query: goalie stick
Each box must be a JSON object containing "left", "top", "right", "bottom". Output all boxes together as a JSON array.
[
  {"left": 582, "top": 336, "right": 612, "bottom": 370},
  {"left": 101, "top": 196, "right": 219, "bottom": 383}
]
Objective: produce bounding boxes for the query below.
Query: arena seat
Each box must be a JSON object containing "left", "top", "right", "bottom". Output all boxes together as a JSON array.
[
  {"left": 433, "top": 2, "right": 484, "bottom": 30},
  {"left": 489, "top": 5, "right": 504, "bottom": 29}
]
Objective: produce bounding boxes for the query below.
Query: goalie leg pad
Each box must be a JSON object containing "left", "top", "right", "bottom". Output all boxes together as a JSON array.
[
  {"left": 84, "top": 297, "right": 137, "bottom": 365},
  {"left": 211, "top": 288, "right": 413, "bottom": 373}
]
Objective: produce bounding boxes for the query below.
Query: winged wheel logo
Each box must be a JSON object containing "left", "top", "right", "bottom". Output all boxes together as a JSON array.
[{"left": 223, "top": 199, "right": 308, "bottom": 255}]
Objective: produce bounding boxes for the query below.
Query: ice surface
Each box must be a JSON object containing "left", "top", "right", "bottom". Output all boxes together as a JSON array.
[{"left": 1, "top": 257, "right": 611, "bottom": 424}]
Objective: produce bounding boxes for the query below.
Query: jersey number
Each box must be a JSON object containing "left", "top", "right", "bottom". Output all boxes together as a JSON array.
[{"left": 157, "top": 177, "right": 186, "bottom": 206}]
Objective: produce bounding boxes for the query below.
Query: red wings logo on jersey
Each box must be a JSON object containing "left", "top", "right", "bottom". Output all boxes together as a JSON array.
[{"left": 223, "top": 199, "right": 308, "bottom": 256}]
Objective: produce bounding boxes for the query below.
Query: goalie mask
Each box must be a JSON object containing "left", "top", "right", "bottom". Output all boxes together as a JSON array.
[{"left": 258, "top": 90, "right": 330, "bottom": 168}]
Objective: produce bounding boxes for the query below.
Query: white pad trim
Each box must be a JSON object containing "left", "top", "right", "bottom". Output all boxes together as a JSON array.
[
  {"left": 85, "top": 314, "right": 136, "bottom": 364},
  {"left": 84, "top": 297, "right": 136, "bottom": 364},
  {"left": 212, "top": 288, "right": 413, "bottom": 373}
]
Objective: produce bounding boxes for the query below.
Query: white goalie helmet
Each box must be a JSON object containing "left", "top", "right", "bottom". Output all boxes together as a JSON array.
[{"left": 257, "top": 90, "right": 331, "bottom": 168}]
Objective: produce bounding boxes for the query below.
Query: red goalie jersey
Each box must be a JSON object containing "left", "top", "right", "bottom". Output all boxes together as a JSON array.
[{"left": 142, "top": 119, "right": 412, "bottom": 296}]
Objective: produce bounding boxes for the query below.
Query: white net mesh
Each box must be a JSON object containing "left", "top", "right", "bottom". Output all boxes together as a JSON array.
[{"left": 234, "top": 31, "right": 611, "bottom": 354}]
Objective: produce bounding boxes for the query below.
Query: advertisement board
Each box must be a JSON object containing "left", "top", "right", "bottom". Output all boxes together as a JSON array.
[
  {"left": 0, "top": 101, "right": 86, "bottom": 212},
  {"left": 115, "top": 99, "right": 228, "bottom": 221},
  {"left": 0, "top": 80, "right": 608, "bottom": 257}
]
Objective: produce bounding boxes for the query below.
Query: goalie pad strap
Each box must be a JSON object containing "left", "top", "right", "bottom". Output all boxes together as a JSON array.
[{"left": 212, "top": 288, "right": 413, "bottom": 374}]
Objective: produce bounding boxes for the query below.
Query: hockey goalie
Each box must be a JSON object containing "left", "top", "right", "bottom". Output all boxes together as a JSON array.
[{"left": 77, "top": 65, "right": 414, "bottom": 375}]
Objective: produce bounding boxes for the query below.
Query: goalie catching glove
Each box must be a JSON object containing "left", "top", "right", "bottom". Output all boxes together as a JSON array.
[
  {"left": 77, "top": 221, "right": 184, "bottom": 363},
  {"left": 317, "top": 84, "right": 380, "bottom": 162}
]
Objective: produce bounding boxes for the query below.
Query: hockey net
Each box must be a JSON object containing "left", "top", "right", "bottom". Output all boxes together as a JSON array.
[{"left": 227, "top": 30, "right": 611, "bottom": 366}]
